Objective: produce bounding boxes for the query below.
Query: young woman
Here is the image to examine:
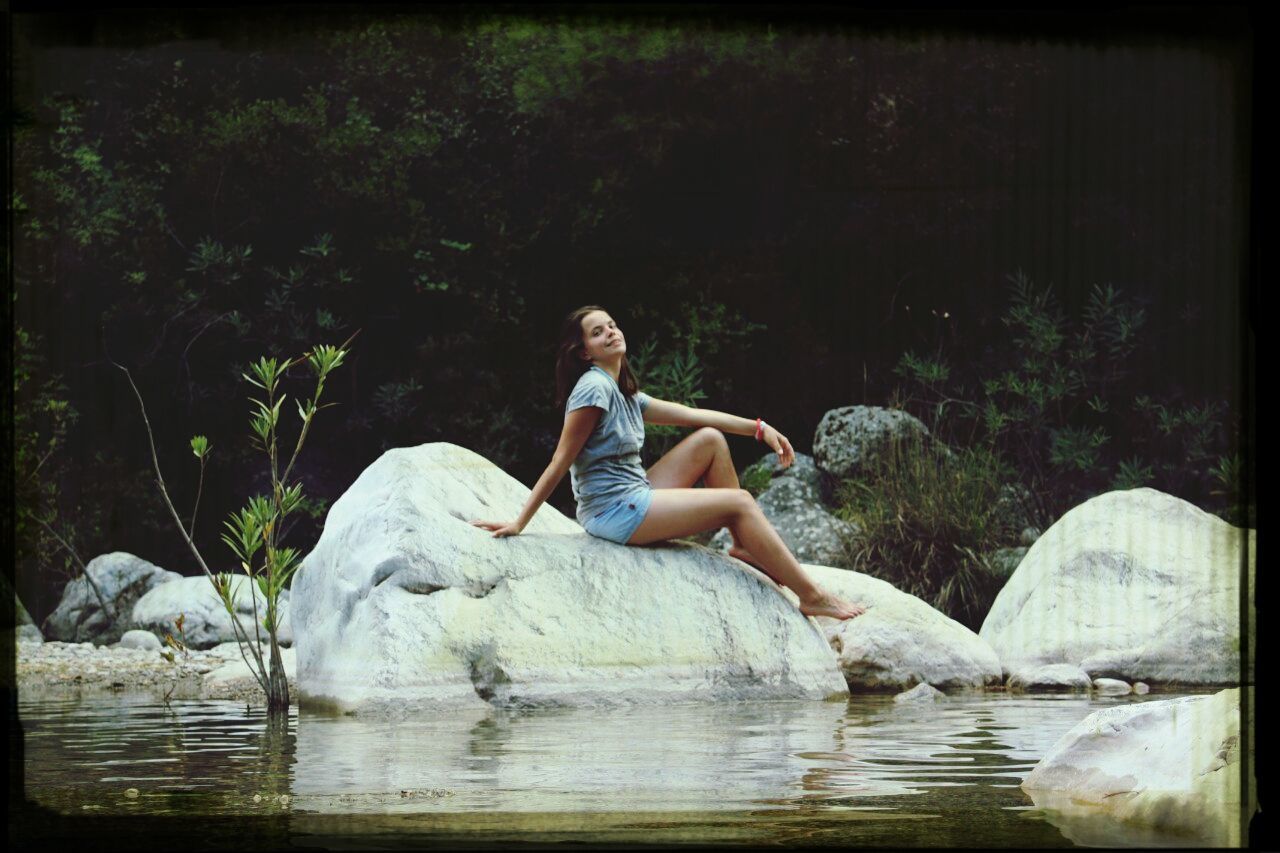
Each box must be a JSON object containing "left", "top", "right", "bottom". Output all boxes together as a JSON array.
[{"left": 470, "top": 305, "right": 867, "bottom": 621}]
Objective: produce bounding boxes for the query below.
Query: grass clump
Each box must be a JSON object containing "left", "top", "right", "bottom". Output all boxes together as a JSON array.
[{"left": 834, "top": 433, "right": 1019, "bottom": 630}]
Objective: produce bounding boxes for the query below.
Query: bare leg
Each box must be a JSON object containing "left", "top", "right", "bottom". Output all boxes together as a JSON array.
[
  {"left": 644, "top": 428, "right": 767, "bottom": 571},
  {"left": 626, "top": 487, "right": 865, "bottom": 621}
]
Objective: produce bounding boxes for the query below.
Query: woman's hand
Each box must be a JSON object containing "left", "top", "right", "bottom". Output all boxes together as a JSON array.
[
  {"left": 469, "top": 519, "right": 525, "bottom": 538},
  {"left": 762, "top": 425, "right": 795, "bottom": 468}
]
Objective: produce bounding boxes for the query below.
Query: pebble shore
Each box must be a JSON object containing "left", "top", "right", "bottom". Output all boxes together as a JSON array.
[{"left": 15, "top": 639, "right": 291, "bottom": 705}]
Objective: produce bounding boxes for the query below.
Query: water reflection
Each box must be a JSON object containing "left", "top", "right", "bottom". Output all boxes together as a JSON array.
[{"left": 19, "top": 688, "right": 1224, "bottom": 846}]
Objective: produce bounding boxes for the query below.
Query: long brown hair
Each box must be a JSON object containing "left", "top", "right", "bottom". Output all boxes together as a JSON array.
[{"left": 554, "top": 304, "right": 640, "bottom": 409}]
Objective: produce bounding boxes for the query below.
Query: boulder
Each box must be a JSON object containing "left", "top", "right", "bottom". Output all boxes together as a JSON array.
[
  {"left": 4, "top": 572, "right": 42, "bottom": 644},
  {"left": 290, "top": 443, "right": 850, "bottom": 715},
  {"left": 979, "top": 488, "right": 1254, "bottom": 686},
  {"left": 894, "top": 682, "right": 945, "bottom": 703},
  {"left": 1093, "top": 677, "right": 1132, "bottom": 696},
  {"left": 118, "top": 629, "right": 161, "bottom": 651},
  {"left": 1007, "top": 663, "right": 1092, "bottom": 692},
  {"left": 1022, "top": 688, "right": 1249, "bottom": 846},
  {"left": 709, "top": 452, "right": 860, "bottom": 569},
  {"left": 131, "top": 575, "right": 292, "bottom": 649},
  {"left": 812, "top": 405, "right": 930, "bottom": 486},
  {"left": 799, "top": 563, "right": 1003, "bottom": 691},
  {"left": 46, "top": 552, "right": 182, "bottom": 644}
]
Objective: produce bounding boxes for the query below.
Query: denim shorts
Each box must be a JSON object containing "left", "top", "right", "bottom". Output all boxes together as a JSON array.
[{"left": 579, "top": 487, "right": 654, "bottom": 545}]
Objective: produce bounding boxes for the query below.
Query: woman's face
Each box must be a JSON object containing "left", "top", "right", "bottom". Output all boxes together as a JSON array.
[{"left": 578, "top": 310, "right": 625, "bottom": 364}]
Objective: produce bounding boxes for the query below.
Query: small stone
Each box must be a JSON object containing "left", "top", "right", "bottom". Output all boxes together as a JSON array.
[
  {"left": 253, "top": 793, "right": 262, "bottom": 803},
  {"left": 894, "top": 682, "right": 946, "bottom": 703},
  {"left": 1093, "top": 677, "right": 1132, "bottom": 695},
  {"left": 1134, "top": 682, "right": 1151, "bottom": 694},
  {"left": 279, "top": 794, "right": 290, "bottom": 805},
  {"left": 124, "top": 788, "right": 139, "bottom": 798},
  {"left": 1019, "top": 526, "right": 1041, "bottom": 546}
]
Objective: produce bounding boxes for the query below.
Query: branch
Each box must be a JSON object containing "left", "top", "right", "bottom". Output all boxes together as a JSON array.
[
  {"left": 32, "top": 514, "right": 115, "bottom": 622},
  {"left": 105, "top": 350, "right": 269, "bottom": 690}
]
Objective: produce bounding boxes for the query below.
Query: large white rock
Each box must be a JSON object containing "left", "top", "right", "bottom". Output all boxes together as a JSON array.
[
  {"left": 46, "top": 552, "right": 181, "bottom": 644},
  {"left": 131, "top": 575, "right": 292, "bottom": 649},
  {"left": 291, "top": 443, "right": 850, "bottom": 715},
  {"left": 980, "top": 489, "right": 1254, "bottom": 686},
  {"left": 799, "top": 563, "right": 1003, "bottom": 691},
  {"left": 1022, "top": 688, "right": 1250, "bottom": 846}
]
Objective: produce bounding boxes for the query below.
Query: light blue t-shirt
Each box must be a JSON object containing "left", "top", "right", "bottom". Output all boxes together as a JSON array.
[{"left": 565, "top": 365, "right": 652, "bottom": 520}]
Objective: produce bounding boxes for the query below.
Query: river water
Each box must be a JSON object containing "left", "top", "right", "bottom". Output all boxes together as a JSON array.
[{"left": 16, "top": 687, "right": 1237, "bottom": 847}]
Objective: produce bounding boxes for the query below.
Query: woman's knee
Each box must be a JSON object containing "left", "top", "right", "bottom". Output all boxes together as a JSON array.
[
  {"left": 731, "top": 488, "right": 758, "bottom": 517},
  {"left": 695, "top": 426, "right": 729, "bottom": 451}
]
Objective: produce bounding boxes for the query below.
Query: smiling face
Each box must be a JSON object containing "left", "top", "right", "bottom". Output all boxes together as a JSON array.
[{"left": 578, "top": 310, "right": 626, "bottom": 364}]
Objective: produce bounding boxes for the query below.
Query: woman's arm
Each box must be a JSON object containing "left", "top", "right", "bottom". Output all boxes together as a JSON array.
[
  {"left": 643, "top": 398, "right": 755, "bottom": 434},
  {"left": 470, "top": 406, "right": 601, "bottom": 537},
  {"left": 643, "top": 398, "right": 795, "bottom": 467}
]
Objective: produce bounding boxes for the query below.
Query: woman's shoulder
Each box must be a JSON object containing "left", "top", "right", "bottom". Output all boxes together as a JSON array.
[{"left": 572, "top": 367, "right": 613, "bottom": 391}]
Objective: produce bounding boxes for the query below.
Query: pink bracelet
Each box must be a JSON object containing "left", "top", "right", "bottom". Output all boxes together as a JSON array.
[{"left": 755, "top": 418, "right": 765, "bottom": 441}]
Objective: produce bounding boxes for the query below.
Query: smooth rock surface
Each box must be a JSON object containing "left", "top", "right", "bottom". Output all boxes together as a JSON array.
[
  {"left": 1022, "top": 688, "right": 1248, "bottom": 846},
  {"left": 46, "top": 552, "right": 182, "bottom": 644},
  {"left": 1093, "top": 677, "right": 1132, "bottom": 696},
  {"left": 894, "top": 682, "right": 945, "bottom": 703},
  {"left": 812, "top": 406, "right": 930, "bottom": 484},
  {"left": 980, "top": 488, "right": 1254, "bottom": 686},
  {"left": 710, "top": 452, "right": 860, "bottom": 568},
  {"left": 1007, "top": 664, "right": 1092, "bottom": 692},
  {"left": 798, "top": 564, "right": 1003, "bottom": 691},
  {"left": 291, "top": 443, "right": 850, "bottom": 715},
  {"left": 131, "top": 575, "right": 293, "bottom": 649},
  {"left": 118, "top": 629, "right": 161, "bottom": 651}
]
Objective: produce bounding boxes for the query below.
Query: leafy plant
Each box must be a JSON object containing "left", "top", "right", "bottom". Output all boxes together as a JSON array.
[
  {"left": 112, "top": 336, "right": 353, "bottom": 716},
  {"left": 739, "top": 461, "right": 774, "bottom": 498},
  {"left": 890, "top": 271, "right": 1236, "bottom": 526}
]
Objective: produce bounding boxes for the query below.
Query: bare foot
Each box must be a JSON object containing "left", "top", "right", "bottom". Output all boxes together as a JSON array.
[{"left": 799, "top": 592, "right": 867, "bottom": 621}]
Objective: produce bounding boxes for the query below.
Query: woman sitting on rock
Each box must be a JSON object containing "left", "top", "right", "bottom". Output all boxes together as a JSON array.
[{"left": 471, "top": 305, "right": 866, "bottom": 622}]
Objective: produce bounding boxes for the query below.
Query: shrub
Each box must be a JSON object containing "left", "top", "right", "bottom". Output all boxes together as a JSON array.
[
  {"left": 834, "top": 433, "right": 1018, "bottom": 630},
  {"left": 892, "top": 271, "right": 1240, "bottom": 526}
]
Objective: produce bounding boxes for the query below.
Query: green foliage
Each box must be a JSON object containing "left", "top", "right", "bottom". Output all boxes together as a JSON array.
[
  {"left": 834, "top": 434, "right": 1017, "bottom": 630},
  {"left": 891, "top": 271, "right": 1237, "bottom": 525},
  {"left": 739, "top": 461, "right": 773, "bottom": 498},
  {"left": 13, "top": 325, "right": 82, "bottom": 586}
]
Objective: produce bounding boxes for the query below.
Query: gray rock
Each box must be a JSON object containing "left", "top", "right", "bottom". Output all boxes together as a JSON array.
[
  {"left": 292, "top": 443, "right": 850, "bottom": 715},
  {"left": 710, "top": 452, "right": 860, "bottom": 569},
  {"left": 118, "top": 629, "right": 162, "bottom": 651},
  {"left": 985, "top": 547, "right": 1028, "bottom": 582},
  {"left": 10, "top": 576, "right": 43, "bottom": 644},
  {"left": 1092, "top": 677, "right": 1131, "bottom": 695},
  {"left": 1134, "top": 681, "right": 1150, "bottom": 695},
  {"left": 894, "top": 682, "right": 946, "bottom": 703},
  {"left": 1007, "top": 663, "right": 1093, "bottom": 692},
  {"left": 980, "top": 488, "right": 1255, "bottom": 687},
  {"left": 131, "top": 576, "right": 292, "bottom": 649},
  {"left": 812, "top": 405, "right": 931, "bottom": 485},
  {"left": 744, "top": 450, "right": 823, "bottom": 492},
  {"left": 46, "top": 552, "right": 182, "bottom": 644}
]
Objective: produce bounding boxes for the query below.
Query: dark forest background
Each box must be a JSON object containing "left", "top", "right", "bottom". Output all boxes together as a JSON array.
[{"left": 10, "top": 8, "right": 1254, "bottom": 624}]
